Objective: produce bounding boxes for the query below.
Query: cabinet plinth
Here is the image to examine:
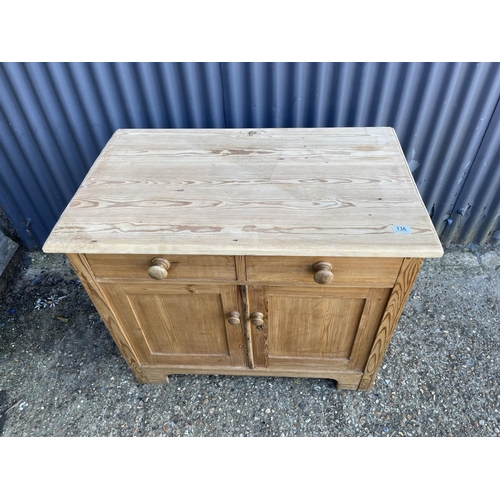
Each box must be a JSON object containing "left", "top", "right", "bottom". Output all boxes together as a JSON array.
[{"left": 44, "top": 128, "right": 443, "bottom": 391}]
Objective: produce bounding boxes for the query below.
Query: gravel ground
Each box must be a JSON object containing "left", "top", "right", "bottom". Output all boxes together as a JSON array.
[{"left": 0, "top": 245, "right": 499, "bottom": 437}]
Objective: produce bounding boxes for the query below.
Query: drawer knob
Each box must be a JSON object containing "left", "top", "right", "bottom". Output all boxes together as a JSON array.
[
  {"left": 312, "top": 261, "right": 334, "bottom": 284},
  {"left": 227, "top": 311, "right": 241, "bottom": 325},
  {"left": 148, "top": 258, "right": 171, "bottom": 280},
  {"left": 250, "top": 312, "right": 264, "bottom": 327}
]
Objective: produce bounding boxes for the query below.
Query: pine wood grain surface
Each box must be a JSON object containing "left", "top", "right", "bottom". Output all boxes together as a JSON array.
[
  {"left": 358, "top": 258, "right": 423, "bottom": 390},
  {"left": 43, "top": 128, "right": 443, "bottom": 258},
  {"left": 66, "top": 254, "right": 149, "bottom": 383}
]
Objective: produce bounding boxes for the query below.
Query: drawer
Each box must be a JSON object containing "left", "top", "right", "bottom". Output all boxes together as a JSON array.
[
  {"left": 86, "top": 254, "right": 237, "bottom": 281},
  {"left": 245, "top": 257, "right": 403, "bottom": 287}
]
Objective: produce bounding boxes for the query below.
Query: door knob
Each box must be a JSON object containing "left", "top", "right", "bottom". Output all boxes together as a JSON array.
[
  {"left": 312, "top": 261, "right": 333, "bottom": 284},
  {"left": 148, "top": 258, "right": 170, "bottom": 280},
  {"left": 250, "top": 312, "right": 264, "bottom": 327},
  {"left": 228, "top": 311, "right": 241, "bottom": 325}
]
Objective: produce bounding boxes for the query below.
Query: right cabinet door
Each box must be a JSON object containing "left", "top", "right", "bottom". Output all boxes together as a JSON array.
[{"left": 249, "top": 285, "right": 391, "bottom": 373}]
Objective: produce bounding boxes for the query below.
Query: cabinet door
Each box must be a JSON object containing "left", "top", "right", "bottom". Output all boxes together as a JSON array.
[
  {"left": 100, "top": 282, "right": 248, "bottom": 368},
  {"left": 249, "top": 286, "right": 390, "bottom": 372}
]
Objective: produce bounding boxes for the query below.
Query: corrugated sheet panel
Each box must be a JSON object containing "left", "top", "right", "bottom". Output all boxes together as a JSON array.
[
  {"left": 441, "top": 97, "right": 500, "bottom": 244},
  {"left": 1, "top": 62, "right": 499, "bottom": 248}
]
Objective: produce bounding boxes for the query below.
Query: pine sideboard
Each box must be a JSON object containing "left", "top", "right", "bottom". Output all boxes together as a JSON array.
[{"left": 43, "top": 128, "right": 443, "bottom": 390}]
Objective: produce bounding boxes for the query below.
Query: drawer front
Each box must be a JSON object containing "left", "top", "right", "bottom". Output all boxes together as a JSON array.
[
  {"left": 246, "top": 257, "right": 402, "bottom": 287},
  {"left": 86, "top": 254, "right": 237, "bottom": 281}
]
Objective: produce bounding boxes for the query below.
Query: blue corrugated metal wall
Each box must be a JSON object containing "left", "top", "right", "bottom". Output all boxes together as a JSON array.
[{"left": 1, "top": 62, "right": 499, "bottom": 248}]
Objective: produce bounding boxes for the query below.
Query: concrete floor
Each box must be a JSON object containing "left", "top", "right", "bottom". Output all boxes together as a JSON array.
[{"left": 0, "top": 245, "right": 499, "bottom": 436}]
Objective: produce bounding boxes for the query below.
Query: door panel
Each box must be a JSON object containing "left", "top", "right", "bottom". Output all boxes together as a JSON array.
[
  {"left": 249, "top": 286, "right": 390, "bottom": 372},
  {"left": 268, "top": 295, "right": 365, "bottom": 358},
  {"left": 127, "top": 293, "right": 228, "bottom": 355},
  {"left": 100, "top": 282, "right": 248, "bottom": 367}
]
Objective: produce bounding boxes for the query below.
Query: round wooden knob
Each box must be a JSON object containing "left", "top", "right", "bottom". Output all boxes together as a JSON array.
[
  {"left": 250, "top": 312, "right": 264, "bottom": 327},
  {"left": 148, "top": 258, "right": 170, "bottom": 280},
  {"left": 312, "top": 261, "right": 333, "bottom": 284},
  {"left": 228, "top": 311, "right": 241, "bottom": 325}
]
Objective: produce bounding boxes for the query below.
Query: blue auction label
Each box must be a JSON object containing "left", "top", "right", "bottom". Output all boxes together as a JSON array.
[{"left": 392, "top": 225, "right": 411, "bottom": 234}]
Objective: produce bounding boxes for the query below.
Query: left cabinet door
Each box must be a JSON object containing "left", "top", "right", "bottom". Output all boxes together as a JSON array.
[{"left": 99, "top": 282, "right": 248, "bottom": 368}]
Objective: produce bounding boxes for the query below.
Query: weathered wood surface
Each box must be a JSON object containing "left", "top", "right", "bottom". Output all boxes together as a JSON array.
[
  {"left": 86, "top": 254, "right": 237, "bottom": 280},
  {"left": 142, "top": 364, "right": 364, "bottom": 389},
  {"left": 45, "top": 129, "right": 439, "bottom": 391},
  {"left": 358, "top": 258, "right": 423, "bottom": 390},
  {"left": 43, "top": 128, "right": 443, "bottom": 258},
  {"left": 240, "top": 285, "right": 255, "bottom": 369},
  {"left": 66, "top": 253, "right": 149, "bottom": 383},
  {"left": 246, "top": 256, "right": 402, "bottom": 287},
  {"left": 99, "top": 282, "right": 248, "bottom": 368}
]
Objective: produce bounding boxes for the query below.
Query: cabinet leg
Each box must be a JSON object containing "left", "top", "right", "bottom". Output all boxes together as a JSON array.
[{"left": 335, "top": 380, "right": 361, "bottom": 391}]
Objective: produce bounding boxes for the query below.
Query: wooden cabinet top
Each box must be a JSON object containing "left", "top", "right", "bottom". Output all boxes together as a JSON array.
[{"left": 43, "top": 127, "right": 443, "bottom": 258}]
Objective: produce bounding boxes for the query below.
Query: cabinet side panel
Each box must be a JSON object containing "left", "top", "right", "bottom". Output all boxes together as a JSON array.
[
  {"left": 358, "top": 258, "right": 423, "bottom": 391},
  {"left": 66, "top": 253, "right": 149, "bottom": 383}
]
